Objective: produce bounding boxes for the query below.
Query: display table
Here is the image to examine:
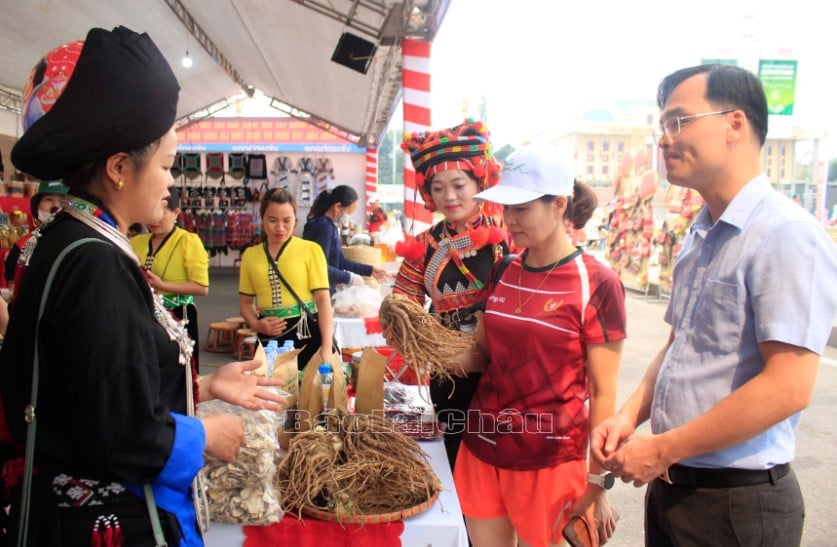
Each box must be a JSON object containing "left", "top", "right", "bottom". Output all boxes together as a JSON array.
[
  {"left": 334, "top": 316, "right": 387, "bottom": 348},
  {"left": 203, "top": 439, "right": 468, "bottom": 547}
]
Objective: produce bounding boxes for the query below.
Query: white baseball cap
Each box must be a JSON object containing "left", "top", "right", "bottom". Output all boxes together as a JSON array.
[{"left": 474, "top": 144, "right": 574, "bottom": 205}]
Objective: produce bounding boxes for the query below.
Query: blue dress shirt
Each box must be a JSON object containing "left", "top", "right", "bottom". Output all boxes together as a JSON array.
[{"left": 651, "top": 175, "right": 837, "bottom": 469}]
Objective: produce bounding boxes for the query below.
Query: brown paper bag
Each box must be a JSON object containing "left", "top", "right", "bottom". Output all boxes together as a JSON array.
[
  {"left": 302, "top": 348, "right": 348, "bottom": 414},
  {"left": 353, "top": 347, "right": 386, "bottom": 416},
  {"left": 252, "top": 342, "right": 300, "bottom": 404},
  {"left": 279, "top": 346, "right": 348, "bottom": 448},
  {"left": 252, "top": 341, "right": 301, "bottom": 449},
  {"left": 272, "top": 348, "right": 301, "bottom": 401},
  {"left": 296, "top": 358, "right": 322, "bottom": 433},
  {"left": 251, "top": 341, "right": 269, "bottom": 377}
]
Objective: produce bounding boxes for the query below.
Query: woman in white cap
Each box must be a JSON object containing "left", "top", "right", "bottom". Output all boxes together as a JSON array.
[
  {"left": 0, "top": 27, "right": 284, "bottom": 546},
  {"left": 453, "top": 145, "right": 624, "bottom": 547}
]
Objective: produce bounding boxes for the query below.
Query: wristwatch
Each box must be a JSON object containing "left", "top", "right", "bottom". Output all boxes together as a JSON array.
[{"left": 588, "top": 471, "right": 615, "bottom": 490}]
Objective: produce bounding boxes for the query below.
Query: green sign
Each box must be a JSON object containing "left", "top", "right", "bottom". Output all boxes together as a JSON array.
[
  {"left": 758, "top": 59, "right": 797, "bottom": 116},
  {"left": 701, "top": 58, "right": 737, "bottom": 66}
]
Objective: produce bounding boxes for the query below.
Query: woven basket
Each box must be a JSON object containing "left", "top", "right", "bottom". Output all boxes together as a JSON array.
[
  {"left": 342, "top": 245, "right": 382, "bottom": 268},
  {"left": 300, "top": 490, "right": 439, "bottom": 524}
]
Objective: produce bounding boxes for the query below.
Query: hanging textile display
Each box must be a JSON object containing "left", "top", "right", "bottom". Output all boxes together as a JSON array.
[
  {"left": 653, "top": 185, "right": 703, "bottom": 291},
  {"left": 605, "top": 147, "right": 659, "bottom": 291},
  {"left": 314, "top": 157, "right": 335, "bottom": 194},
  {"left": 269, "top": 156, "right": 295, "bottom": 193},
  {"left": 228, "top": 152, "right": 247, "bottom": 180},
  {"left": 296, "top": 156, "right": 316, "bottom": 207}
]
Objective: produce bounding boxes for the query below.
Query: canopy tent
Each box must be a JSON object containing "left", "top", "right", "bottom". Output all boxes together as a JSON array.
[{"left": 0, "top": 0, "right": 450, "bottom": 148}]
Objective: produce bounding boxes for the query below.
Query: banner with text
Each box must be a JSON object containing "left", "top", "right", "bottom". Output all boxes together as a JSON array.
[
  {"left": 175, "top": 118, "right": 365, "bottom": 153},
  {"left": 758, "top": 59, "right": 797, "bottom": 116}
]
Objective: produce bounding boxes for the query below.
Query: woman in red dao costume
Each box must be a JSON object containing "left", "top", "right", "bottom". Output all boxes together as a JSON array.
[
  {"left": 393, "top": 119, "right": 509, "bottom": 469},
  {"left": 0, "top": 27, "right": 284, "bottom": 547}
]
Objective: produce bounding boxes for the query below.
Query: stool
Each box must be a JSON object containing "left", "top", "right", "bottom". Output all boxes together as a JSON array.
[
  {"left": 235, "top": 328, "right": 258, "bottom": 359},
  {"left": 238, "top": 335, "right": 258, "bottom": 361},
  {"left": 205, "top": 321, "right": 238, "bottom": 353},
  {"left": 225, "top": 316, "right": 247, "bottom": 329}
]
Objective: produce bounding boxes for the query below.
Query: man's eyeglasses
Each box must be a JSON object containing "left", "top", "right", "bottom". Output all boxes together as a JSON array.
[{"left": 655, "top": 110, "right": 735, "bottom": 139}]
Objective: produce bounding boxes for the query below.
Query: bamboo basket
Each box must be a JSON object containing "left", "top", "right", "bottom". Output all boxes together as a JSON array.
[
  {"left": 342, "top": 245, "right": 382, "bottom": 268},
  {"left": 300, "top": 490, "right": 439, "bottom": 524}
]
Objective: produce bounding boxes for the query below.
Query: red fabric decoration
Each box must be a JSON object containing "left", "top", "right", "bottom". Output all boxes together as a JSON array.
[
  {"left": 468, "top": 227, "right": 489, "bottom": 248},
  {"left": 487, "top": 226, "right": 506, "bottom": 245},
  {"left": 364, "top": 317, "right": 383, "bottom": 335},
  {"left": 468, "top": 225, "right": 507, "bottom": 249},
  {"left": 395, "top": 236, "right": 424, "bottom": 261},
  {"left": 244, "top": 516, "right": 404, "bottom": 547}
]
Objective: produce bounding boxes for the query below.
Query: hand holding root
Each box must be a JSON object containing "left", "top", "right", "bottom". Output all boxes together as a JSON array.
[{"left": 378, "top": 294, "right": 475, "bottom": 382}]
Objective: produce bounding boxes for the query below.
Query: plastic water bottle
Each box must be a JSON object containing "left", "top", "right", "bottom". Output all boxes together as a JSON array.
[
  {"left": 265, "top": 340, "right": 279, "bottom": 377},
  {"left": 282, "top": 340, "right": 295, "bottom": 353},
  {"left": 319, "top": 363, "right": 333, "bottom": 411}
]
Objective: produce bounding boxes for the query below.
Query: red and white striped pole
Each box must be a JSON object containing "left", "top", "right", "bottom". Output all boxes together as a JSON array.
[
  {"left": 401, "top": 38, "right": 433, "bottom": 234},
  {"left": 365, "top": 146, "right": 378, "bottom": 229}
]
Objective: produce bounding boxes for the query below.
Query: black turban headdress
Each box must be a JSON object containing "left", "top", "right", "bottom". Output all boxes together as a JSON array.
[{"left": 12, "top": 26, "right": 180, "bottom": 181}]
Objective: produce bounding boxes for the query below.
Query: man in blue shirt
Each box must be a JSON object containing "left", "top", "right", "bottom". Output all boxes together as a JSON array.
[{"left": 591, "top": 64, "right": 837, "bottom": 546}]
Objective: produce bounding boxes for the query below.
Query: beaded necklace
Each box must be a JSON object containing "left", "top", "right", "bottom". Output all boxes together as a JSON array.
[{"left": 443, "top": 214, "right": 492, "bottom": 290}]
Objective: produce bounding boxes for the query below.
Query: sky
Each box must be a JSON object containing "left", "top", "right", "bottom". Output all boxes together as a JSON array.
[{"left": 423, "top": 0, "right": 837, "bottom": 159}]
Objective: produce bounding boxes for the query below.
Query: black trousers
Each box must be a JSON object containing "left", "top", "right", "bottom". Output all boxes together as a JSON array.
[
  {"left": 645, "top": 467, "right": 804, "bottom": 546},
  {"left": 257, "top": 314, "right": 336, "bottom": 371},
  {"left": 430, "top": 372, "right": 482, "bottom": 471}
]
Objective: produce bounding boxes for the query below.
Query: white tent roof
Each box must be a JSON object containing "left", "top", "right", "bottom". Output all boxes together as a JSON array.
[{"left": 0, "top": 0, "right": 450, "bottom": 146}]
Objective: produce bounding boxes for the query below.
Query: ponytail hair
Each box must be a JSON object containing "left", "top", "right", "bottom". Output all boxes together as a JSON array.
[
  {"left": 307, "top": 184, "right": 358, "bottom": 220},
  {"left": 537, "top": 179, "right": 598, "bottom": 229},
  {"left": 566, "top": 179, "right": 598, "bottom": 229}
]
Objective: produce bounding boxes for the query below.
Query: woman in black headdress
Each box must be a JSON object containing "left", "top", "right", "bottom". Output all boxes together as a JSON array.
[{"left": 0, "top": 27, "right": 284, "bottom": 547}]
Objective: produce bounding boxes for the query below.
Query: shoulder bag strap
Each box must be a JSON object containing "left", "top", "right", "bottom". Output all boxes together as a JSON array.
[
  {"left": 488, "top": 252, "right": 517, "bottom": 292},
  {"left": 262, "top": 242, "right": 339, "bottom": 352},
  {"left": 143, "top": 484, "right": 168, "bottom": 547},
  {"left": 18, "top": 237, "right": 107, "bottom": 547},
  {"left": 262, "top": 241, "right": 311, "bottom": 314}
]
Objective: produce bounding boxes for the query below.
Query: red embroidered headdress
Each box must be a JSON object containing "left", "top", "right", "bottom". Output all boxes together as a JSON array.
[
  {"left": 397, "top": 119, "right": 506, "bottom": 260},
  {"left": 401, "top": 118, "right": 502, "bottom": 213}
]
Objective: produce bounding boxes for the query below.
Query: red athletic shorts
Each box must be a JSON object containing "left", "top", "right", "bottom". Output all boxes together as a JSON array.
[{"left": 453, "top": 442, "right": 587, "bottom": 547}]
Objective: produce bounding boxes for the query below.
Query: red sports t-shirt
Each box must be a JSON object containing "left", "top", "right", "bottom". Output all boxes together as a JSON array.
[{"left": 464, "top": 250, "right": 626, "bottom": 470}]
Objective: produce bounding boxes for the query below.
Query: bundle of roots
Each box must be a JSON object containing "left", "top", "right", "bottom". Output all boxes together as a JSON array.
[
  {"left": 378, "top": 293, "right": 473, "bottom": 382},
  {"left": 276, "top": 412, "right": 441, "bottom": 518}
]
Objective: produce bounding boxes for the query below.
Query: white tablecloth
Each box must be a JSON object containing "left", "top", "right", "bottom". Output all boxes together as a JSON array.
[
  {"left": 333, "top": 316, "right": 387, "bottom": 348},
  {"left": 204, "top": 439, "right": 468, "bottom": 547}
]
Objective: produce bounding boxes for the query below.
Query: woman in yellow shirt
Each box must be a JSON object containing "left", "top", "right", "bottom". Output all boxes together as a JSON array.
[
  {"left": 131, "top": 188, "right": 209, "bottom": 369},
  {"left": 239, "top": 188, "right": 334, "bottom": 369}
]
